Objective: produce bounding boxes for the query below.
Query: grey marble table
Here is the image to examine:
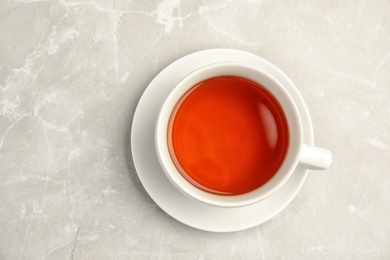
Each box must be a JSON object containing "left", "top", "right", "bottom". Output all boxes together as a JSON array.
[{"left": 1, "top": 0, "right": 389, "bottom": 259}]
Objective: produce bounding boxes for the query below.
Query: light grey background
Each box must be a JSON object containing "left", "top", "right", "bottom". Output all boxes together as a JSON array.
[{"left": 1, "top": 0, "right": 389, "bottom": 259}]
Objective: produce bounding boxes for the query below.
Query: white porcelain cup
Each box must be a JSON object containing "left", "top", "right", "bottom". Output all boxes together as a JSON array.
[{"left": 155, "top": 62, "right": 332, "bottom": 208}]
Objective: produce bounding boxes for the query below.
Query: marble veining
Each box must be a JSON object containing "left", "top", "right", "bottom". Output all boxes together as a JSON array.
[{"left": 1, "top": 0, "right": 389, "bottom": 259}]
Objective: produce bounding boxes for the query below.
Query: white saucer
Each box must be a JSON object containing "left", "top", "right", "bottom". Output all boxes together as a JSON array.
[{"left": 131, "top": 49, "right": 314, "bottom": 232}]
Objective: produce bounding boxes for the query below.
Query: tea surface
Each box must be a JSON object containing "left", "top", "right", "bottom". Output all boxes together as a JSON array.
[{"left": 168, "top": 76, "right": 289, "bottom": 195}]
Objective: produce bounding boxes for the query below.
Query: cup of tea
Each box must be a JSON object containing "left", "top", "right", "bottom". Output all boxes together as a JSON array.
[{"left": 155, "top": 62, "right": 332, "bottom": 208}]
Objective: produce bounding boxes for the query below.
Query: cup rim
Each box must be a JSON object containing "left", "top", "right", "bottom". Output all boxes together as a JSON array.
[{"left": 155, "top": 62, "right": 303, "bottom": 207}]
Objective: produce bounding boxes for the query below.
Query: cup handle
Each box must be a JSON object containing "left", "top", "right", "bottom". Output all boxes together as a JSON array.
[{"left": 299, "top": 144, "right": 333, "bottom": 170}]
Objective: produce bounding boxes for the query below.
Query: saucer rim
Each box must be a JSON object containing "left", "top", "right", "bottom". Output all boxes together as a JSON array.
[{"left": 131, "top": 48, "right": 313, "bottom": 232}]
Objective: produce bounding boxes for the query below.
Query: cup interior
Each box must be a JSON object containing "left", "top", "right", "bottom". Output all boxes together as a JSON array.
[{"left": 155, "top": 62, "right": 303, "bottom": 207}]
